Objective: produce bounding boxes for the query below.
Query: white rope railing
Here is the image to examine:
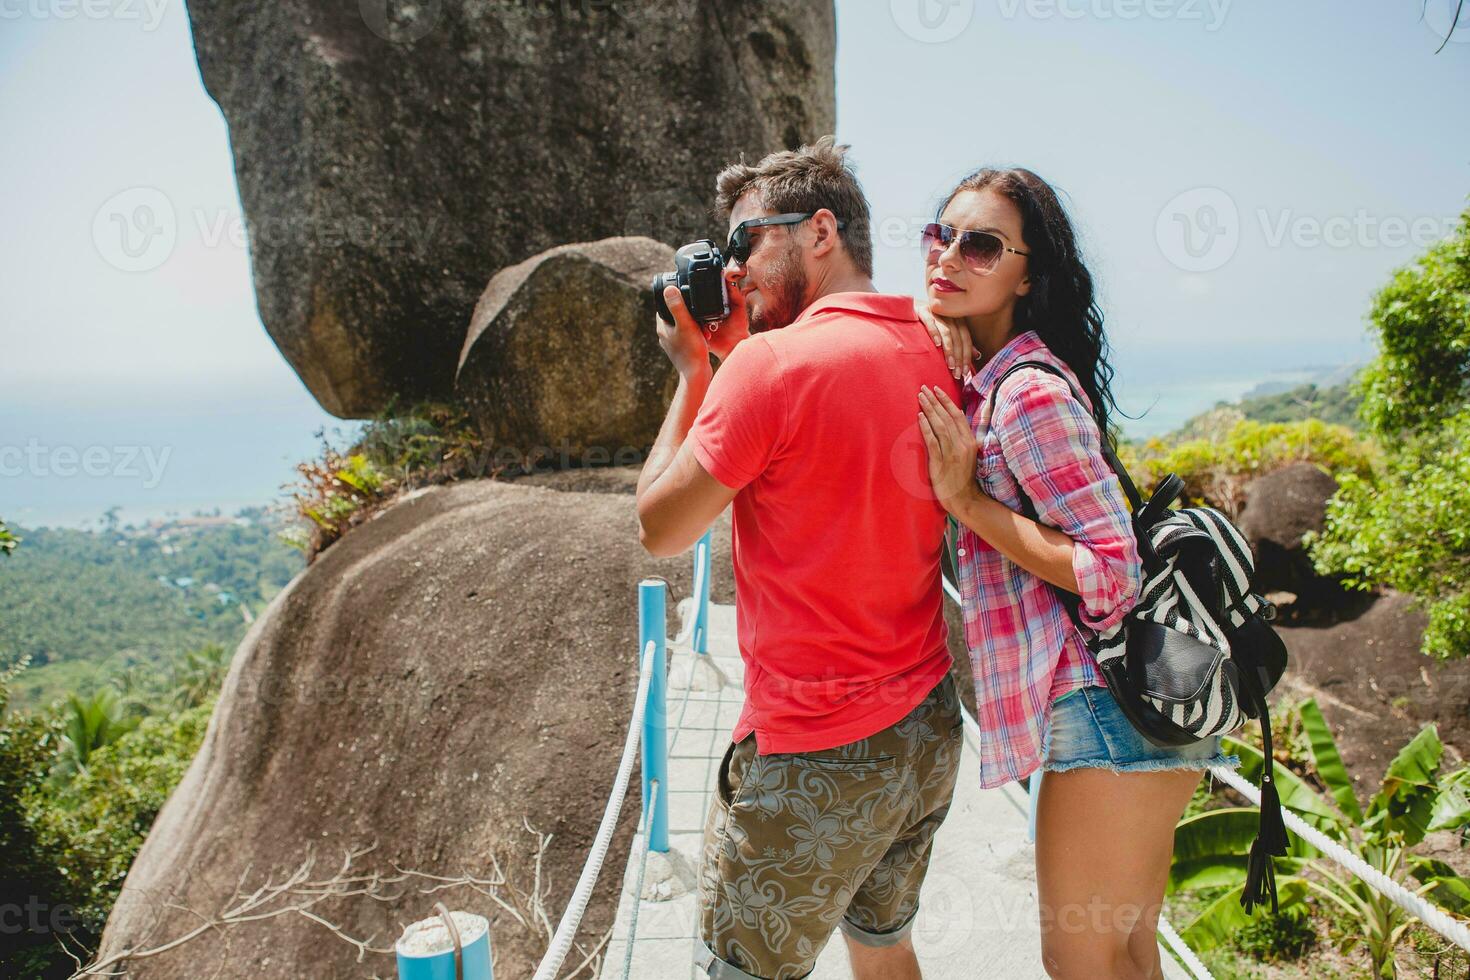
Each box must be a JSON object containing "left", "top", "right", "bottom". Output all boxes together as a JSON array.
[
  {"left": 532, "top": 639, "right": 658, "bottom": 980},
  {"left": 1158, "top": 915, "right": 1215, "bottom": 980},
  {"left": 945, "top": 569, "right": 1470, "bottom": 959},
  {"left": 1209, "top": 763, "right": 1470, "bottom": 954},
  {"left": 620, "top": 778, "right": 662, "bottom": 980}
]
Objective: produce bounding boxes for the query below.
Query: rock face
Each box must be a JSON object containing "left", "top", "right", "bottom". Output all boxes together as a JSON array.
[
  {"left": 186, "top": 0, "right": 837, "bottom": 417},
  {"left": 95, "top": 480, "right": 732, "bottom": 979},
  {"left": 1274, "top": 591, "right": 1459, "bottom": 792},
  {"left": 1239, "top": 461, "right": 1343, "bottom": 605},
  {"left": 456, "top": 238, "right": 675, "bottom": 468}
]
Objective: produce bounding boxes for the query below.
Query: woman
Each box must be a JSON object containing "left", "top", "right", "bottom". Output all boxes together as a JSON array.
[{"left": 912, "top": 168, "right": 1237, "bottom": 980}]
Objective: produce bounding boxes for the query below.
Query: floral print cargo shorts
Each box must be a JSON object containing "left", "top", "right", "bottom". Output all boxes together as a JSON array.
[{"left": 696, "top": 674, "right": 964, "bottom": 980}]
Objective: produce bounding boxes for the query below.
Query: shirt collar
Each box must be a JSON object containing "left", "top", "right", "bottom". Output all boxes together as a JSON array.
[
  {"left": 794, "top": 291, "right": 920, "bottom": 324},
  {"left": 964, "top": 329, "right": 1049, "bottom": 401}
]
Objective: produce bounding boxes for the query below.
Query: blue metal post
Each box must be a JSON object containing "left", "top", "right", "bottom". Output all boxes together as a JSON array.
[
  {"left": 693, "top": 530, "right": 712, "bottom": 656},
  {"left": 638, "top": 579, "right": 669, "bottom": 853},
  {"left": 1027, "top": 769, "right": 1043, "bottom": 842}
]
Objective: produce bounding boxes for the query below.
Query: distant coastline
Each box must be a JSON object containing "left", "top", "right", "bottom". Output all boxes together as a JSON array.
[
  {"left": 1118, "top": 361, "right": 1362, "bottom": 439},
  {"left": 6, "top": 362, "right": 1362, "bottom": 530}
]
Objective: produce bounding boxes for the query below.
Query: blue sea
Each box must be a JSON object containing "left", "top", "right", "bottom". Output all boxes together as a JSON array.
[{"left": 1, "top": 356, "right": 1360, "bottom": 531}]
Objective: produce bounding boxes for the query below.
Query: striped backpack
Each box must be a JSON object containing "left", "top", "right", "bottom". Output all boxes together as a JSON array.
[{"left": 986, "top": 361, "right": 1291, "bottom": 912}]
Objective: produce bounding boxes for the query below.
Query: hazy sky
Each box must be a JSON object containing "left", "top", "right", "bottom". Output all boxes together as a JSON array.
[{"left": 2, "top": 0, "right": 1467, "bottom": 528}]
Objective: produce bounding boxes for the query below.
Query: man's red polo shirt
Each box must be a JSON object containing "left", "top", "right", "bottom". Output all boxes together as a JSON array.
[{"left": 687, "top": 291, "right": 961, "bottom": 754}]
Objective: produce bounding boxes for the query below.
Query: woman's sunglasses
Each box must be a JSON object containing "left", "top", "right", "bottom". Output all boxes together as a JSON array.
[
  {"left": 726, "top": 212, "right": 847, "bottom": 264},
  {"left": 920, "top": 222, "right": 1029, "bottom": 275}
]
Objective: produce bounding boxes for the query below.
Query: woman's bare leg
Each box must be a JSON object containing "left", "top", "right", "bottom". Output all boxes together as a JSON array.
[{"left": 1034, "top": 767, "right": 1203, "bottom": 980}]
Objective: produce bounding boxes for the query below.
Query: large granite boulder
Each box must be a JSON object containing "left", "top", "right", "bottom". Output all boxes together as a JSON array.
[
  {"left": 456, "top": 237, "right": 675, "bottom": 469},
  {"left": 186, "top": 0, "right": 836, "bottom": 417},
  {"left": 1239, "top": 461, "right": 1344, "bottom": 606},
  {"left": 94, "top": 479, "right": 733, "bottom": 978}
]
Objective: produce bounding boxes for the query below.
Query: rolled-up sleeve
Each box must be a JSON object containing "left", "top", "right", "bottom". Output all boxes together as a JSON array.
[{"left": 993, "top": 372, "right": 1142, "bottom": 635}]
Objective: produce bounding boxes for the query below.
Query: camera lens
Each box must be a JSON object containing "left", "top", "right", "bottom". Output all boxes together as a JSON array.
[{"left": 651, "top": 272, "right": 675, "bottom": 324}]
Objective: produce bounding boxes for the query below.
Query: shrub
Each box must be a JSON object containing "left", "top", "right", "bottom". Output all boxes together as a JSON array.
[
  {"left": 1308, "top": 209, "right": 1470, "bottom": 659},
  {"left": 26, "top": 700, "right": 214, "bottom": 931},
  {"left": 1310, "top": 408, "right": 1470, "bottom": 658},
  {"left": 1171, "top": 700, "right": 1470, "bottom": 978},
  {"left": 282, "top": 400, "right": 500, "bottom": 560},
  {"left": 1235, "top": 903, "right": 1316, "bottom": 962},
  {"left": 353, "top": 398, "right": 489, "bottom": 484},
  {"left": 0, "top": 658, "right": 71, "bottom": 974},
  {"left": 1121, "top": 418, "right": 1377, "bottom": 517},
  {"left": 284, "top": 445, "right": 391, "bottom": 559}
]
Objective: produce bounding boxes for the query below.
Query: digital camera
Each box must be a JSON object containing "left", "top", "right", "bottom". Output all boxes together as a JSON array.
[{"left": 652, "top": 240, "right": 729, "bottom": 326}]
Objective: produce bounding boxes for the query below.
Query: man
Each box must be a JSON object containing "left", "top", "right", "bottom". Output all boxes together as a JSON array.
[{"left": 636, "top": 136, "right": 963, "bottom": 980}]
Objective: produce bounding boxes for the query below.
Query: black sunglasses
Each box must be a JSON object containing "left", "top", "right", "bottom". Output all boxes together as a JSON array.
[
  {"left": 920, "top": 222, "right": 1029, "bottom": 274},
  {"left": 726, "top": 212, "right": 848, "bottom": 264}
]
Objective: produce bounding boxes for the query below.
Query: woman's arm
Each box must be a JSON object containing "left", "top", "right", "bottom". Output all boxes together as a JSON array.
[
  {"left": 947, "top": 484, "right": 1081, "bottom": 593},
  {"left": 918, "top": 385, "right": 1080, "bottom": 591},
  {"left": 917, "top": 378, "right": 1141, "bottom": 632}
]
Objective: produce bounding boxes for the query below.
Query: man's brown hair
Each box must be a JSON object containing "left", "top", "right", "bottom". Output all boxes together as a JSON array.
[{"left": 714, "top": 135, "right": 873, "bottom": 278}]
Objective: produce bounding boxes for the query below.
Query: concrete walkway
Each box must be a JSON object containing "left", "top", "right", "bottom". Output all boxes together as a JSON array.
[{"left": 600, "top": 602, "right": 1193, "bottom": 980}]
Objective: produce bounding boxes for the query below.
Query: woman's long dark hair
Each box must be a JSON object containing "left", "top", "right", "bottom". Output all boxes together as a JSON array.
[{"left": 938, "top": 167, "right": 1121, "bottom": 449}]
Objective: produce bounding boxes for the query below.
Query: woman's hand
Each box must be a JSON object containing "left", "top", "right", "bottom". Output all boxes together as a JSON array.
[
  {"left": 913, "top": 297, "right": 976, "bottom": 381},
  {"left": 917, "top": 384, "right": 983, "bottom": 517}
]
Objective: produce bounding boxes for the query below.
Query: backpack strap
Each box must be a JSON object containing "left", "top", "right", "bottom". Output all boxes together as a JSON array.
[
  {"left": 987, "top": 360, "right": 1144, "bottom": 513},
  {"left": 979, "top": 360, "right": 1149, "bottom": 647}
]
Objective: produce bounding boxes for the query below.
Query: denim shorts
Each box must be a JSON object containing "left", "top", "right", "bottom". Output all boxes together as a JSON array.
[{"left": 1041, "top": 684, "right": 1240, "bottom": 774}]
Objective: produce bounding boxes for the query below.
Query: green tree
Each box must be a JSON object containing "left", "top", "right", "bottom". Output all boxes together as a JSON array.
[
  {"left": 0, "top": 513, "right": 302, "bottom": 709},
  {"left": 27, "top": 700, "right": 214, "bottom": 934},
  {"left": 1356, "top": 209, "right": 1470, "bottom": 439},
  {"left": 168, "top": 643, "right": 230, "bottom": 710},
  {"left": 1310, "top": 208, "right": 1470, "bottom": 658},
  {"left": 0, "top": 658, "right": 71, "bottom": 976},
  {"left": 53, "top": 689, "right": 138, "bottom": 779},
  {"left": 1234, "top": 381, "right": 1364, "bottom": 429}
]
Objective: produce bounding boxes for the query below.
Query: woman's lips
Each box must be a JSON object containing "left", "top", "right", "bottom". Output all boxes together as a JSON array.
[{"left": 930, "top": 276, "right": 962, "bottom": 293}]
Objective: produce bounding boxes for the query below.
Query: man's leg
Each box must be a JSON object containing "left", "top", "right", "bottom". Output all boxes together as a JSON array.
[
  {"left": 844, "top": 930, "right": 922, "bottom": 980},
  {"left": 837, "top": 674, "right": 965, "bottom": 980},
  {"left": 696, "top": 729, "right": 913, "bottom": 980}
]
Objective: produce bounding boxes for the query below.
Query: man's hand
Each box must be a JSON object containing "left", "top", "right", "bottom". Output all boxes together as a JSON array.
[
  {"left": 705, "top": 271, "right": 751, "bottom": 362},
  {"left": 657, "top": 285, "right": 715, "bottom": 381},
  {"left": 639, "top": 286, "right": 741, "bottom": 556}
]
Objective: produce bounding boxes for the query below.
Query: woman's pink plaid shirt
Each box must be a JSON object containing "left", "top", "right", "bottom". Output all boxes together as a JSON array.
[{"left": 952, "top": 329, "right": 1142, "bottom": 788}]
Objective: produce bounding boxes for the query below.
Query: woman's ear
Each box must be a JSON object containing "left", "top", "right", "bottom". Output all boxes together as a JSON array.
[{"left": 1016, "top": 274, "right": 1032, "bottom": 298}]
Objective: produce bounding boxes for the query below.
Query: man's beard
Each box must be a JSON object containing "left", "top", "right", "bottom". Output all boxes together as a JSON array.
[{"left": 747, "top": 240, "right": 808, "bottom": 334}]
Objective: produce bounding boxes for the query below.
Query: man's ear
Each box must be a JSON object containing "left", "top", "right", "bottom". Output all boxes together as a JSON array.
[{"left": 808, "top": 207, "right": 841, "bottom": 259}]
